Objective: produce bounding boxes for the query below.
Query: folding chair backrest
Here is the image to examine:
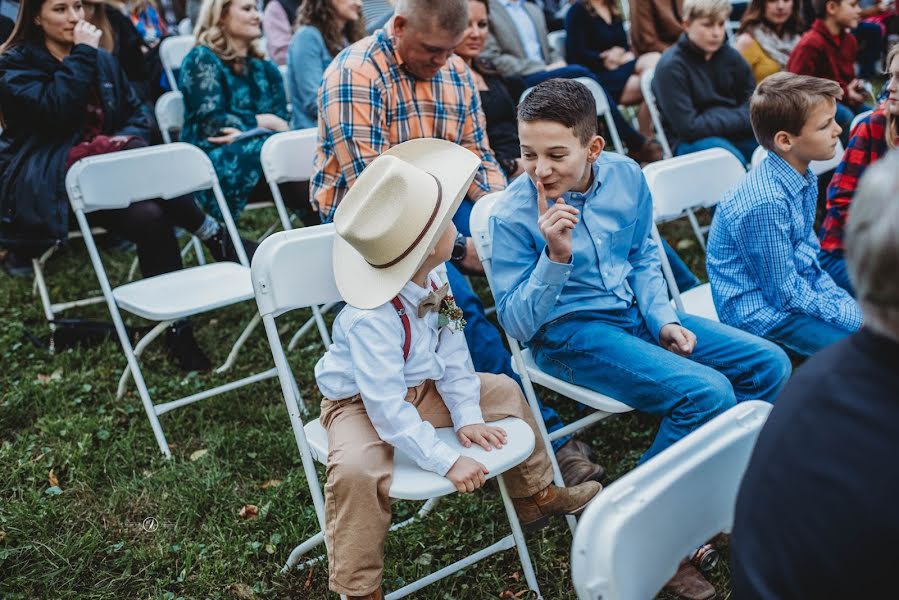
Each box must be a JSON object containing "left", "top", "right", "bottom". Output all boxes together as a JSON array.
[
  {"left": 469, "top": 191, "right": 505, "bottom": 286},
  {"left": 251, "top": 225, "right": 341, "bottom": 318},
  {"left": 749, "top": 140, "right": 845, "bottom": 176},
  {"left": 571, "top": 400, "right": 773, "bottom": 600},
  {"left": 155, "top": 91, "right": 184, "bottom": 144},
  {"left": 850, "top": 108, "right": 873, "bottom": 136},
  {"left": 644, "top": 148, "right": 745, "bottom": 222},
  {"left": 160, "top": 35, "right": 195, "bottom": 92},
  {"left": 261, "top": 129, "right": 318, "bottom": 184},
  {"left": 640, "top": 68, "right": 673, "bottom": 159}
]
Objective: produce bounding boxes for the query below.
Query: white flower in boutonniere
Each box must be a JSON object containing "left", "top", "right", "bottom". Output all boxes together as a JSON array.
[{"left": 438, "top": 294, "right": 466, "bottom": 332}]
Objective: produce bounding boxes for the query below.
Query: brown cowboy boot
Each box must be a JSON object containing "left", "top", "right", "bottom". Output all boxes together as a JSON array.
[
  {"left": 348, "top": 589, "right": 383, "bottom": 600},
  {"left": 664, "top": 560, "right": 716, "bottom": 600},
  {"left": 511, "top": 481, "right": 602, "bottom": 531},
  {"left": 555, "top": 439, "right": 605, "bottom": 486}
]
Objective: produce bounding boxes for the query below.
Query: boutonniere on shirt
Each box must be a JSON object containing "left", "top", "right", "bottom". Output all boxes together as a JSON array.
[{"left": 438, "top": 294, "right": 466, "bottom": 332}]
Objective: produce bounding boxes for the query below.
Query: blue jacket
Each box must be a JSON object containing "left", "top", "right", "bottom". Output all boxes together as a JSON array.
[
  {"left": 0, "top": 43, "right": 150, "bottom": 250},
  {"left": 286, "top": 26, "right": 334, "bottom": 130}
]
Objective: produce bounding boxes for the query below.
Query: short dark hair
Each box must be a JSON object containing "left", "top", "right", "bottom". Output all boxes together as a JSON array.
[
  {"left": 750, "top": 72, "right": 842, "bottom": 151},
  {"left": 517, "top": 79, "right": 597, "bottom": 145},
  {"left": 812, "top": 0, "right": 840, "bottom": 19}
]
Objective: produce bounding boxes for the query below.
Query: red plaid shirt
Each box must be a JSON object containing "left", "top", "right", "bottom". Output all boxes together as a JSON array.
[
  {"left": 820, "top": 107, "right": 894, "bottom": 252},
  {"left": 787, "top": 19, "right": 857, "bottom": 99}
]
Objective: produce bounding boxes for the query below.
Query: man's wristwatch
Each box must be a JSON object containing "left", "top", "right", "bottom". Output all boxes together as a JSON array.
[{"left": 450, "top": 231, "right": 467, "bottom": 263}]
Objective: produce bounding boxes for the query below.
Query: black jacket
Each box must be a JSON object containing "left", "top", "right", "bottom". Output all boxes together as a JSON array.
[
  {"left": 0, "top": 43, "right": 150, "bottom": 250},
  {"left": 651, "top": 33, "right": 755, "bottom": 147}
]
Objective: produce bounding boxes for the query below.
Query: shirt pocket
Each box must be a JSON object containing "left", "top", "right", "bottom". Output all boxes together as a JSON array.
[{"left": 599, "top": 221, "right": 636, "bottom": 290}]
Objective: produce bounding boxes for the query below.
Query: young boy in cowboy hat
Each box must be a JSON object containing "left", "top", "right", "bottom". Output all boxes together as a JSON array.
[{"left": 313, "top": 138, "right": 602, "bottom": 600}]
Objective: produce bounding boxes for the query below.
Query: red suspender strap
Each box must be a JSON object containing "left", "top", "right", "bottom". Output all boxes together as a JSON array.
[
  {"left": 390, "top": 296, "right": 411, "bottom": 361},
  {"left": 390, "top": 280, "right": 440, "bottom": 362}
]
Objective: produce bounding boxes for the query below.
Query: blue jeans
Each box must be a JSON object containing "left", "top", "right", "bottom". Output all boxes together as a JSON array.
[
  {"left": 522, "top": 65, "right": 645, "bottom": 152},
  {"left": 661, "top": 238, "right": 700, "bottom": 292},
  {"left": 450, "top": 201, "right": 571, "bottom": 451},
  {"left": 763, "top": 313, "right": 855, "bottom": 359},
  {"left": 818, "top": 249, "right": 855, "bottom": 297},
  {"left": 529, "top": 307, "right": 791, "bottom": 463},
  {"left": 676, "top": 136, "right": 758, "bottom": 166}
]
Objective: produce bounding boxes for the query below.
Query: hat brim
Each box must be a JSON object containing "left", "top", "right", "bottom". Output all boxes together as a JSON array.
[{"left": 333, "top": 139, "right": 481, "bottom": 309}]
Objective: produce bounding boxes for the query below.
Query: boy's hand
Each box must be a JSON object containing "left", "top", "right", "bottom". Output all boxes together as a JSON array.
[
  {"left": 457, "top": 423, "right": 507, "bottom": 451},
  {"left": 537, "top": 181, "right": 579, "bottom": 264},
  {"left": 446, "top": 456, "right": 489, "bottom": 493},
  {"left": 659, "top": 323, "right": 697, "bottom": 357}
]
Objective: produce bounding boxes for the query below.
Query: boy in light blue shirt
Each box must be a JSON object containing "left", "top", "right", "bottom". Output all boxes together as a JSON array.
[{"left": 490, "top": 79, "right": 792, "bottom": 465}]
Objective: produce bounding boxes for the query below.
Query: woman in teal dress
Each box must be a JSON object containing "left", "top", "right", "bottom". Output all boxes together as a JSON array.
[{"left": 179, "top": 0, "right": 291, "bottom": 220}]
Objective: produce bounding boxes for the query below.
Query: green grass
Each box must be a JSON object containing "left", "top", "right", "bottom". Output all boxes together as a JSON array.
[{"left": 0, "top": 212, "right": 732, "bottom": 599}]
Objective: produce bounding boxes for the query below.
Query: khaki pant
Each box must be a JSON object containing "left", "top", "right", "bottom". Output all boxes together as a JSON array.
[{"left": 319, "top": 372, "right": 554, "bottom": 596}]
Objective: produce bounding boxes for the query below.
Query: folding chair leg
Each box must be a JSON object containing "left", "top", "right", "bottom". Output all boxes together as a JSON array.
[
  {"left": 32, "top": 249, "right": 57, "bottom": 323},
  {"left": 497, "top": 475, "right": 542, "bottom": 599},
  {"left": 287, "top": 302, "right": 336, "bottom": 351},
  {"left": 311, "top": 304, "right": 332, "bottom": 348},
  {"left": 215, "top": 313, "right": 261, "bottom": 374},
  {"left": 686, "top": 208, "right": 707, "bottom": 252},
  {"left": 116, "top": 321, "right": 172, "bottom": 400}
]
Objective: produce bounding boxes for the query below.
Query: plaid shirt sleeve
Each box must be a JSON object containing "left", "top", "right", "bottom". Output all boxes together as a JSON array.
[
  {"left": 313, "top": 65, "right": 391, "bottom": 221},
  {"left": 820, "top": 114, "right": 884, "bottom": 253},
  {"left": 731, "top": 197, "right": 862, "bottom": 331},
  {"left": 458, "top": 65, "right": 506, "bottom": 199}
]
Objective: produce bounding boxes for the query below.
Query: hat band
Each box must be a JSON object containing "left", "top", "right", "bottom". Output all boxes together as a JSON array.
[{"left": 368, "top": 174, "right": 443, "bottom": 269}]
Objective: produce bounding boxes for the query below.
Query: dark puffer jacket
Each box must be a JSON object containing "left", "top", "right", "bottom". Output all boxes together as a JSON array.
[{"left": 0, "top": 42, "right": 151, "bottom": 251}]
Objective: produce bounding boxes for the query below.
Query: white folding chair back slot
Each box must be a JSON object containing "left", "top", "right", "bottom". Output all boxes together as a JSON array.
[
  {"left": 159, "top": 35, "right": 195, "bottom": 92},
  {"left": 750, "top": 141, "right": 845, "bottom": 176},
  {"left": 304, "top": 416, "right": 535, "bottom": 501},
  {"left": 640, "top": 67, "right": 673, "bottom": 159},
  {"left": 571, "top": 401, "right": 773, "bottom": 600},
  {"left": 252, "top": 226, "right": 542, "bottom": 596},
  {"left": 155, "top": 91, "right": 184, "bottom": 144}
]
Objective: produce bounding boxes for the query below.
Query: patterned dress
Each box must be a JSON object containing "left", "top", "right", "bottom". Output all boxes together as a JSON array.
[{"left": 179, "top": 45, "right": 288, "bottom": 220}]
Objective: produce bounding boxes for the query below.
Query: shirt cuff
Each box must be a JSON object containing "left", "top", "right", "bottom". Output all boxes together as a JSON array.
[
  {"left": 430, "top": 441, "right": 461, "bottom": 477},
  {"left": 839, "top": 300, "right": 864, "bottom": 331},
  {"left": 648, "top": 305, "right": 681, "bottom": 342},
  {"left": 451, "top": 403, "right": 485, "bottom": 431},
  {"left": 533, "top": 247, "right": 573, "bottom": 285}
]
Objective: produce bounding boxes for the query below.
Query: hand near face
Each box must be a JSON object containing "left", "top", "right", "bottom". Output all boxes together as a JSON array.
[
  {"left": 73, "top": 20, "right": 102, "bottom": 48},
  {"left": 537, "top": 180, "right": 579, "bottom": 264},
  {"left": 659, "top": 323, "right": 697, "bottom": 357}
]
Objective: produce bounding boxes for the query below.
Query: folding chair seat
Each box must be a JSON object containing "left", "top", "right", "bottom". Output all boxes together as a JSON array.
[
  {"left": 470, "top": 192, "right": 634, "bottom": 515},
  {"left": 750, "top": 140, "right": 845, "bottom": 176},
  {"left": 520, "top": 77, "right": 625, "bottom": 154},
  {"left": 571, "top": 400, "right": 773, "bottom": 600},
  {"left": 159, "top": 34, "right": 195, "bottom": 92},
  {"left": 643, "top": 148, "right": 748, "bottom": 321},
  {"left": 65, "top": 143, "right": 278, "bottom": 458},
  {"left": 251, "top": 225, "right": 543, "bottom": 598}
]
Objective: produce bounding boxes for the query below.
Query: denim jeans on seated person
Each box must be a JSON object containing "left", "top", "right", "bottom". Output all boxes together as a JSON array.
[
  {"left": 661, "top": 237, "right": 700, "bottom": 292},
  {"left": 449, "top": 200, "right": 572, "bottom": 451},
  {"left": 675, "top": 136, "right": 759, "bottom": 167},
  {"left": 817, "top": 249, "right": 855, "bottom": 297},
  {"left": 522, "top": 64, "right": 646, "bottom": 152},
  {"left": 763, "top": 313, "right": 856, "bottom": 359},
  {"left": 528, "top": 306, "right": 791, "bottom": 463}
]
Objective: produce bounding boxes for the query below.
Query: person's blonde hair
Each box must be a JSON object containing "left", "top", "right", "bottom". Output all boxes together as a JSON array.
[
  {"left": 683, "top": 0, "right": 732, "bottom": 22},
  {"left": 194, "top": 0, "right": 264, "bottom": 74},
  {"left": 750, "top": 72, "right": 842, "bottom": 151},
  {"left": 884, "top": 43, "right": 899, "bottom": 150}
]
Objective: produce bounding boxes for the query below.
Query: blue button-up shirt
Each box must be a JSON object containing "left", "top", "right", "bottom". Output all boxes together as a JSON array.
[
  {"left": 707, "top": 151, "right": 862, "bottom": 336},
  {"left": 491, "top": 152, "right": 678, "bottom": 343}
]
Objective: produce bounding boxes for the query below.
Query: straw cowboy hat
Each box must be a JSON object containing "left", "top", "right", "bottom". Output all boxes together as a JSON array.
[{"left": 332, "top": 139, "right": 480, "bottom": 309}]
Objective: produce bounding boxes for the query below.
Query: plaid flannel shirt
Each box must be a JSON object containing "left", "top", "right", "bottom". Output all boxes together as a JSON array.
[
  {"left": 311, "top": 21, "right": 506, "bottom": 221},
  {"left": 820, "top": 107, "right": 890, "bottom": 253},
  {"left": 707, "top": 151, "right": 862, "bottom": 336}
]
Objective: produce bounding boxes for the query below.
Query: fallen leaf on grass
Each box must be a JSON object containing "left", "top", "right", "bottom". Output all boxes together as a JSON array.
[
  {"left": 238, "top": 504, "right": 258, "bottom": 519},
  {"left": 304, "top": 564, "right": 315, "bottom": 590},
  {"left": 189, "top": 449, "right": 208, "bottom": 462},
  {"left": 260, "top": 479, "right": 282, "bottom": 490},
  {"left": 676, "top": 238, "right": 696, "bottom": 251},
  {"left": 35, "top": 369, "right": 63, "bottom": 385},
  {"left": 0, "top": 531, "right": 6, "bottom": 542},
  {"left": 225, "top": 583, "right": 255, "bottom": 599},
  {"left": 510, "top": 571, "right": 520, "bottom": 582},
  {"left": 264, "top": 542, "right": 275, "bottom": 554},
  {"left": 48, "top": 469, "right": 58, "bottom": 487}
]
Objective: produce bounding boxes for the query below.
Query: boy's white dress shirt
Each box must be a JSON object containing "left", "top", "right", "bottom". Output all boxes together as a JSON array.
[{"left": 315, "top": 271, "right": 485, "bottom": 476}]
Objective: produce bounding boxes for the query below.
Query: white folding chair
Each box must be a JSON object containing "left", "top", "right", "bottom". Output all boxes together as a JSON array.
[
  {"left": 155, "top": 90, "right": 184, "bottom": 144},
  {"left": 177, "top": 17, "right": 192, "bottom": 36},
  {"left": 640, "top": 67, "right": 674, "bottom": 159},
  {"left": 470, "top": 192, "right": 633, "bottom": 527},
  {"left": 160, "top": 34, "right": 195, "bottom": 92},
  {"left": 849, "top": 108, "right": 873, "bottom": 136},
  {"left": 547, "top": 30, "right": 567, "bottom": 60},
  {"left": 520, "top": 77, "right": 625, "bottom": 154},
  {"left": 251, "top": 225, "right": 543, "bottom": 598},
  {"left": 259, "top": 129, "right": 333, "bottom": 352},
  {"left": 65, "top": 143, "right": 278, "bottom": 458},
  {"left": 750, "top": 140, "right": 845, "bottom": 176},
  {"left": 571, "top": 400, "right": 773, "bottom": 600},
  {"left": 644, "top": 148, "right": 747, "bottom": 321}
]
